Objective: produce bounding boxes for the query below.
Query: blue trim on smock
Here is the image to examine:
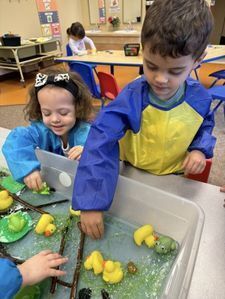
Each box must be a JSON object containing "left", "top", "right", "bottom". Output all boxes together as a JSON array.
[
  {"left": 72, "top": 76, "right": 215, "bottom": 211},
  {"left": 0, "top": 259, "right": 22, "bottom": 298}
]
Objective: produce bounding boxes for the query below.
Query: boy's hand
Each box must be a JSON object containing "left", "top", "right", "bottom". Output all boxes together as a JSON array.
[
  {"left": 182, "top": 150, "right": 206, "bottom": 176},
  {"left": 68, "top": 146, "right": 83, "bottom": 160},
  {"left": 24, "top": 170, "right": 43, "bottom": 191},
  {"left": 18, "top": 250, "right": 68, "bottom": 287},
  {"left": 220, "top": 186, "right": 225, "bottom": 192},
  {"left": 80, "top": 211, "right": 104, "bottom": 240}
]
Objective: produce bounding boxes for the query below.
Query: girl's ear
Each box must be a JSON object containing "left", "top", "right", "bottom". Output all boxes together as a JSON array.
[{"left": 193, "top": 51, "right": 207, "bottom": 69}]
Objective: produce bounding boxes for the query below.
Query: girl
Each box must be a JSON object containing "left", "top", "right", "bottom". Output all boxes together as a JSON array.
[
  {"left": 3, "top": 69, "right": 93, "bottom": 191},
  {"left": 68, "top": 22, "right": 96, "bottom": 55}
]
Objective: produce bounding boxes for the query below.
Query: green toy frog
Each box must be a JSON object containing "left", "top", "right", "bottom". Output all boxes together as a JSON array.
[
  {"left": 154, "top": 236, "right": 177, "bottom": 254},
  {"left": 8, "top": 212, "right": 27, "bottom": 233}
]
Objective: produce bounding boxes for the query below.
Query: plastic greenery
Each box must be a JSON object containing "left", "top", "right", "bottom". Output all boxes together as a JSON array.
[{"left": 108, "top": 16, "right": 120, "bottom": 27}]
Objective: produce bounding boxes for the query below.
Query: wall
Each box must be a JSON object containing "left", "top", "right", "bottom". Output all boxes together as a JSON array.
[
  {"left": 0, "top": 0, "right": 41, "bottom": 38},
  {"left": 0, "top": 0, "right": 84, "bottom": 55},
  {"left": 81, "top": 0, "right": 145, "bottom": 32},
  {"left": 210, "top": 0, "right": 225, "bottom": 44}
]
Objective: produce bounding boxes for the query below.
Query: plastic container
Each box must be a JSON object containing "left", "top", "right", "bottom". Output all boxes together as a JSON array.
[
  {"left": 124, "top": 43, "right": 140, "bottom": 56},
  {"left": 36, "top": 149, "right": 204, "bottom": 299}
]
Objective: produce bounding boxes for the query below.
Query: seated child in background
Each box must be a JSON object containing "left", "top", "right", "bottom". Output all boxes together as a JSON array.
[
  {"left": 72, "top": 0, "right": 216, "bottom": 239},
  {"left": 0, "top": 250, "right": 68, "bottom": 298},
  {"left": 68, "top": 22, "right": 96, "bottom": 55},
  {"left": 3, "top": 69, "right": 93, "bottom": 191}
]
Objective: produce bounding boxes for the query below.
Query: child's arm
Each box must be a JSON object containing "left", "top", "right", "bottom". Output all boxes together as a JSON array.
[
  {"left": 182, "top": 150, "right": 206, "bottom": 175},
  {"left": 0, "top": 251, "right": 67, "bottom": 298},
  {"left": 2, "top": 125, "right": 42, "bottom": 183},
  {"left": 83, "top": 36, "right": 96, "bottom": 50},
  {"left": 24, "top": 170, "right": 43, "bottom": 191},
  {"left": 72, "top": 82, "right": 144, "bottom": 239},
  {"left": 17, "top": 250, "right": 68, "bottom": 287},
  {"left": 68, "top": 146, "right": 83, "bottom": 160},
  {"left": 220, "top": 186, "right": 225, "bottom": 192},
  {"left": 80, "top": 211, "right": 104, "bottom": 239},
  {"left": 187, "top": 110, "right": 216, "bottom": 169}
]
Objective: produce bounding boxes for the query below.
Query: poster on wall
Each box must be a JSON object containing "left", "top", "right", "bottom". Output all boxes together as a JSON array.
[
  {"left": 98, "top": 0, "right": 106, "bottom": 23},
  {"left": 35, "top": 0, "right": 61, "bottom": 38},
  {"left": 109, "top": 0, "right": 120, "bottom": 13}
]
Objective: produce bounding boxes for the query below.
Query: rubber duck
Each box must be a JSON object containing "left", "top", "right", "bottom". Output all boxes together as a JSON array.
[
  {"left": 154, "top": 236, "right": 177, "bottom": 254},
  {"left": 69, "top": 206, "right": 81, "bottom": 217},
  {"left": 0, "top": 190, "right": 13, "bottom": 212},
  {"left": 134, "top": 224, "right": 156, "bottom": 247},
  {"left": 8, "top": 212, "right": 26, "bottom": 233},
  {"left": 102, "top": 260, "right": 123, "bottom": 284},
  {"left": 84, "top": 250, "right": 104, "bottom": 275},
  {"left": 35, "top": 214, "right": 56, "bottom": 237}
]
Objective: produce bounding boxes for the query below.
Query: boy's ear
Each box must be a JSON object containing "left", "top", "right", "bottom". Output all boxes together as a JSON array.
[{"left": 193, "top": 51, "right": 207, "bottom": 69}]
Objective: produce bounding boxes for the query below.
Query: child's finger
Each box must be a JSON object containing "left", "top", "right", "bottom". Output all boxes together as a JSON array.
[{"left": 220, "top": 186, "right": 225, "bottom": 192}]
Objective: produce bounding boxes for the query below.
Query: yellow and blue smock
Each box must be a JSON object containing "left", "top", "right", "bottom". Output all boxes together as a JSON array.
[
  {"left": 72, "top": 77, "right": 216, "bottom": 211},
  {"left": 2, "top": 121, "right": 90, "bottom": 182}
]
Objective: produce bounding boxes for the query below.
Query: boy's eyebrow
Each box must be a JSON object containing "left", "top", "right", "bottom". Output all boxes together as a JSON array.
[{"left": 144, "top": 59, "right": 187, "bottom": 70}]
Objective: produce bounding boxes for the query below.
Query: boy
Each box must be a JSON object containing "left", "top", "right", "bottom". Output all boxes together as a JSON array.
[{"left": 72, "top": 0, "right": 216, "bottom": 239}]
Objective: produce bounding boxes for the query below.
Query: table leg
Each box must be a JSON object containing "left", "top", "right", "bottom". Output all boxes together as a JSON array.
[
  {"left": 110, "top": 65, "right": 114, "bottom": 75},
  {"left": 12, "top": 49, "right": 25, "bottom": 87}
]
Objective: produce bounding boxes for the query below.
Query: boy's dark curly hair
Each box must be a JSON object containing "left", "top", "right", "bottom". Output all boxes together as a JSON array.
[
  {"left": 141, "top": 0, "right": 214, "bottom": 59},
  {"left": 24, "top": 68, "right": 93, "bottom": 122},
  {"left": 69, "top": 22, "right": 85, "bottom": 39}
]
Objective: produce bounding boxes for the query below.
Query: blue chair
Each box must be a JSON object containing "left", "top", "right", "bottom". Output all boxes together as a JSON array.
[
  {"left": 208, "top": 70, "right": 225, "bottom": 87},
  {"left": 69, "top": 62, "right": 104, "bottom": 107},
  {"left": 193, "top": 65, "right": 201, "bottom": 81},
  {"left": 208, "top": 85, "right": 225, "bottom": 116},
  {"left": 66, "top": 43, "right": 73, "bottom": 56}
]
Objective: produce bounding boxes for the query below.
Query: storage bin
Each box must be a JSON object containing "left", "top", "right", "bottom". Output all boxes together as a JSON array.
[
  {"left": 0, "top": 35, "right": 21, "bottom": 46},
  {"left": 36, "top": 149, "right": 204, "bottom": 299}
]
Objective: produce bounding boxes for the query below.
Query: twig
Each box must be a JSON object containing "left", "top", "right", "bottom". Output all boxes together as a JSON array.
[
  {"left": 0, "top": 186, "right": 47, "bottom": 214},
  {"left": 50, "top": 216, "right": 72, "bottom": 294},
  {"left": 0, "top": 244, "right": 24, "bottom": 264},
  {"left": 70, "top": 222, "right": 85, "bottom": 299}
]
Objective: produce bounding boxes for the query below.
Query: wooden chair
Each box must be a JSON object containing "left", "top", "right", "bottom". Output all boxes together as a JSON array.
[{"left": 97, "top": 71, "right": 121, "bottom": 101}]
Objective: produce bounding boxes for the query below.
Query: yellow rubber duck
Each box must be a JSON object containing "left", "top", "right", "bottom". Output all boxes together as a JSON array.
[
  {"left": 103, "top": 260, "right": 124, "bottom": 284},
  {"left": 0, "top": 190, "right": 13, "bottom": 211},
  {"left": 35, "top": 214, "right": 56, "bottom": 237},
  {"left": 134, "top": 224, "right": 157, "bottom": 248},
  {"left": 84, "top": 250, "right": 104, "bottom": 275}
]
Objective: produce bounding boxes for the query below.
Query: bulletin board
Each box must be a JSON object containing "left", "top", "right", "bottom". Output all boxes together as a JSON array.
[{"left": 35, "top": 0, "right": 61, "bottom": 38}]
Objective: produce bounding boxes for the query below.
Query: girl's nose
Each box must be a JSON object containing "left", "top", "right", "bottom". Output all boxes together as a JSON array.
[{"left": 51, "top": 114, "right": 60, "bottom": 123}]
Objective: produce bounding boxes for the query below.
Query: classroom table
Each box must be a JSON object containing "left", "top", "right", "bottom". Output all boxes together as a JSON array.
[
  {"left": 0, "top": 39, "right": 62, "bottom": 85},
  {"left": 0, "top": 127, "right": 224, "bottom": 298},
  {"left": 55, "top": 45, "right": 225, "bottom": 75}
]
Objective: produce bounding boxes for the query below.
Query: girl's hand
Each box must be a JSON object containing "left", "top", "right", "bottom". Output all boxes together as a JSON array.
[
  {"left": 18, "top": 250, "right": 68, "bottom": 287},
  {"left": 24, "top": 170, "right": 43, "bottom": 191},
  {"left": 182, "top": 150, "right": 206, "bottom": 176},
  {"left": 68, "top": 146, "right": 83, "bottom": 160},
  {"left": 80, "top": 211, "right": 104, "bottom": 240}
]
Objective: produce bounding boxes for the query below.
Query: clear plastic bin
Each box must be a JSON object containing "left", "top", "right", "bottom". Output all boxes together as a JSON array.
[{"left": 36, "top": 149, "right": 204, "bottom": 299}]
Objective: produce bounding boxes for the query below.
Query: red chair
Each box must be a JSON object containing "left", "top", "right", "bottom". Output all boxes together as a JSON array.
[
  {"left": 97, "top": 71, "right": 121, "bottom": 101},
  {"left": 185, "top": 159, "right": 212, "bottom": 183}
]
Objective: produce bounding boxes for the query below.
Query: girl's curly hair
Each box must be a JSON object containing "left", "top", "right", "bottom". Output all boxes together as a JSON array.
[{"left": 24, "top": 68, "right": 94, "bottom": 122}]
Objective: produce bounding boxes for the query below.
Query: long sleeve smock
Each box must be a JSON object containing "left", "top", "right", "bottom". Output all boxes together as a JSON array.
[
  {"left": 2, "top": 121, "right": 90, "bottom": 183},
  {"left": 68, "top": 36, "right": 96, "bottom": 55},
  {"left": 72, "top": 76, "right": 216, "bottom": 212},
  {"left": 0, "top": 259, "right": 22, "bottom": 299}
]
